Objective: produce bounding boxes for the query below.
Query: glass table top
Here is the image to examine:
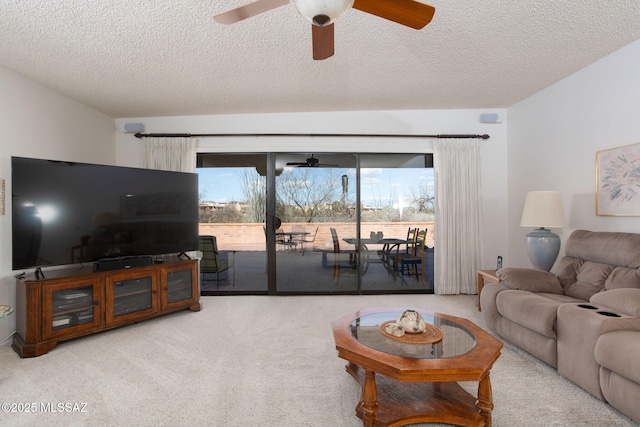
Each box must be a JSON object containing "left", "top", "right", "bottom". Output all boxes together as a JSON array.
[{"left": 350, "top": 311, "right": 476, "bottom": 359}]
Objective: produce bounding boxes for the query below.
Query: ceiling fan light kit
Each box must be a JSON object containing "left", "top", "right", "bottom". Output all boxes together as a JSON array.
[
  {"left": 291, "top": 0, "right": 354, "bottom": 27},
  {"left": 214, "top": 0, "right": 435, "bottom": 60}
]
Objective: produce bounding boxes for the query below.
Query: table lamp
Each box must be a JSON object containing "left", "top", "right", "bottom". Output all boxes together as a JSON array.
[{"left": 520, "top": 191, "right": 565, "bottom": 271}]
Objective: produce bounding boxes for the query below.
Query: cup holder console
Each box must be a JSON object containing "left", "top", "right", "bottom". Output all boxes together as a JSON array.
[
  {"left": 597, "top": 311, "right": 622, "bottom": 317},
  {"left": 576, "top": 304, "right": 622, "bottom": 317}
]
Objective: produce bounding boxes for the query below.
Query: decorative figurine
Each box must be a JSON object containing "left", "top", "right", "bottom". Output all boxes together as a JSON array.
[
  {"left": 396, "top": 309, "right": 427, "bottom": 334},
  {"left": 384, "top": 322, "right": 405, "bottom": 337}
]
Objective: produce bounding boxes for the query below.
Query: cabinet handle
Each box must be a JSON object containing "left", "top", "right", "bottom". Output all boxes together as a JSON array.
[
  {"left": 163, "top": 287, "right": 168, "bottom": 291},
  {"left": 153, "top": 290, "right": 158, "bottom": 294},
  {"left": 93, "top": 300, "right": 100, "bottom": 306}
]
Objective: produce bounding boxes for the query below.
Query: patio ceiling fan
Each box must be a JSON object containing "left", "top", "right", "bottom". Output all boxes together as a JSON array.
[
  {"left": 214, "top": 0, "right": 435, "bottom": 60},
  {"left": 286, "top": 154, "right": 337, "bottom": 167}
]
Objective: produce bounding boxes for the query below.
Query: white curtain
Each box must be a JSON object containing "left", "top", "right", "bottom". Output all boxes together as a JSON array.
[
  {"left": 433, "top": 139, "right": 483, "bottom": 294},
  {"left": 142, "top": 137, "right": 197, "bottom": 172}
]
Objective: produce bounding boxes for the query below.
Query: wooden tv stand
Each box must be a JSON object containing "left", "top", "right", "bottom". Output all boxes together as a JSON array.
[{"left": 12, "top": 257, "right": 200, "bottom": 358}]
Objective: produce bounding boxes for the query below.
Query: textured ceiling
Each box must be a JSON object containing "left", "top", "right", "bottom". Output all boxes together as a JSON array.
[{"left": 1, "top": 1, "right": 640, "bottom": 119}]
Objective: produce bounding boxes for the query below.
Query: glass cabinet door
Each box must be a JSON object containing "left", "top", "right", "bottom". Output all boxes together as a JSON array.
[
  {"left": 42, "top": 278, "right": 102, "bottom": 340},
  {"left": 166, "top": 269, "right": 192, "bottom": 302},
  {"left": 161, "top": 261, "right": 198, "bottom": 310},
  {"left": 105, "top": 269, "right": 158, "bottom": 324}
]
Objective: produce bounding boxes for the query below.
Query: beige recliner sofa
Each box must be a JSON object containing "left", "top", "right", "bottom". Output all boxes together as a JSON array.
[{"left": 481, "top": 230, "right": 640, "bottom": 423}]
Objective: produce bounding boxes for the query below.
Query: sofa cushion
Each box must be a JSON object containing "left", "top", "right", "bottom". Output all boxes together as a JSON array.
[
  {"left": 595, "top": 330, "right": 640, "bottom": 384},
  {"left": 603, "top": 267, "right": 640, "bottom": 290},
  {"left": 564, "top": 261, "right": 615, "bottom": 301},
  {"left": 591, "top": 288, "right": 640, "bottom": 316},
  {"left": 496, "top": 290, "right": 564, "bottom": 338},
  {"left": 553, "top": 256, "right": 584, "bottom": 293},
  {"left": 565, "top": 230, "right": 640, "bottom": 268},
  {"left": 496, "top": 268, "right": 563, "bottom": 294}
]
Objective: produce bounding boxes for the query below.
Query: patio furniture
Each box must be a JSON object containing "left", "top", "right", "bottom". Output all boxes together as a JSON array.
[
  {"left": 389, "top": 227, "right": 419, "bottom": 275},
  {"left": 276, "top": 231, "right": 302, "bottom": 251},
  {"left": 299, "top": 226, "right": 318, "bottom": 255},
  {"left": 199, "top": 235, "right": 234, "bottom": 288}
]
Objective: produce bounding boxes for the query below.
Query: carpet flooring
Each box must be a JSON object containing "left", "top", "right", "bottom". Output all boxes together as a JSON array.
[{"left": 0, "top": 294, "right": 636, "bottom": 426}]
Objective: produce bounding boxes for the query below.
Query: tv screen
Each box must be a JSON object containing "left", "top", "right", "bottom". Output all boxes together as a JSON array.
[{"left": 12, "top": 156, "right": 199, "bottom": 271}]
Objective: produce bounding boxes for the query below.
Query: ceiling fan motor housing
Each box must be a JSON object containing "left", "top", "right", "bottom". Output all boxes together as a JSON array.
[
  {"left": 313, "top": 14, "right": 331, "bottom": 27},
  {"left": 291, "top": 0, "right": 355, "bottom": 26}
]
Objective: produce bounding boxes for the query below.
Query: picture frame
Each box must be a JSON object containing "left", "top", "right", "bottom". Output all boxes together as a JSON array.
[{"left": 596, "top": 142, "right": 640, "bottom": 216}]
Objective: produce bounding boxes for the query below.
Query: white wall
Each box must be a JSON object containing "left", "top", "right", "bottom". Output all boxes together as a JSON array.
[
  {"left": 0, "top": 65, "right": 115, "bottom": 346},
  {"left": 116, "top": 109, "right": 509, "bottom": 270},
  {"left": 508, "top": 39, "right": 640, "bottom": 267}
]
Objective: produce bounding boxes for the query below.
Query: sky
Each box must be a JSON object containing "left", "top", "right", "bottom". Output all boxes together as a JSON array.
[{"left": 197, "top": 166, "right": 434, "bottom": 208}]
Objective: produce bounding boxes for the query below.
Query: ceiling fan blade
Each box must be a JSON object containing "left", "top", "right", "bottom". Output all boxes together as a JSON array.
[
  {"left": 353, "top": 0, "right": 435, "bottom": 29},
  {"left": 214, "top": 0, "right": 289, "bottom": 25},
  {"left": 312, "top": 24, "right": 335, "bottom": 60}
]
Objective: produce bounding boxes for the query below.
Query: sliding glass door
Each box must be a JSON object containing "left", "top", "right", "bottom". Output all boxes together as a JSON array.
[
  {"left": 358, "top": 154, "right": 435, "bottom": 292},
  {"left": 196, "top": 152, "right": 434, "bottom": 295},
  {"left": 273, "top": 154, "right": 358, "bottom": 294},
  {"left": 197, "top": 154, "right": 268, "bottom": 294}
]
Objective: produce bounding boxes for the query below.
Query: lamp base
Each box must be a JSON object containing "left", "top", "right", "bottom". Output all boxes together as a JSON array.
[{"left": 525, "top": 228, "right": 561, "bottom": 271}]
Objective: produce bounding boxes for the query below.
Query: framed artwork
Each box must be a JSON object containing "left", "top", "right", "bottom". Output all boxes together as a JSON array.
[{"left": 596, "top": 142, "right": 640, "bottom": 216}]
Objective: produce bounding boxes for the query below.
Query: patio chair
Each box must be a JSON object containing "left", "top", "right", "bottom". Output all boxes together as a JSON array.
[
  {"left": 388, "top": 227, "right": 419, "bottom": 273},
  {"left": 199, "top": 235, "right": 233, "bottom": 288},
  {"left": 394, "top": 230, "right": 431, "bottom": 285},
  {"left": 299, "top": 226, "right": 318, "bottom": 255},
  {"left": 324, "top": 227, "right": 359, "bottom": 283},
  {"left": 322, "top": 228, "right": 356, "bottom": 267}
]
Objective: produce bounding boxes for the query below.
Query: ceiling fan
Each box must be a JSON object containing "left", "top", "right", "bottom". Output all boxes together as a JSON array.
[
  {"left": 286, "top": 154, "right": 337, "bottom": 167},
  {"left": 214, "top": 0, "right": 435, "bottom": 60}
]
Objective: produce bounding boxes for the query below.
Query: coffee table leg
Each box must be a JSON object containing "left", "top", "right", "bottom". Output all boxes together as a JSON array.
[
  {"left": 360, "top": 369, "right": 379, "bottom": 427},
  {"left": 477, "top": 373, "right": 494, "bottom": 427}
]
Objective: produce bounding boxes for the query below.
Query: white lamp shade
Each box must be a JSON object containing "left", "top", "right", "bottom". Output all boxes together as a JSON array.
[
  {"left": 291, "top": 0, "right": 354, "bottom": 26},
  {"left": 520, "top": 191, "right": 565, "bottom": 228}
]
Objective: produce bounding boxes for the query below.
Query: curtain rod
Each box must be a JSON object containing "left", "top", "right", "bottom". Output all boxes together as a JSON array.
[{"left": 133, "top": 132, "right": 490, "bottom": 139}]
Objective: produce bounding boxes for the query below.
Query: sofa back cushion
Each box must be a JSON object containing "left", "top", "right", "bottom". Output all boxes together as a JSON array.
[
  {"left": 567, "top": 261, "right": 615, "bottom": 300},
  {"left": 553, "top": 230, "right": 640, "bottom": 300},
  {"left": 603, "top": 267, "right": 640, "bottom": 290},
  {"left": 497, "top": 268, "right": 563, "bottom": 294},
  {"left": 565, "top": 230, "right": 640, "bottom": 268},
  {"left": 554, "top": 256, "right": 584, "bottom": 293}
]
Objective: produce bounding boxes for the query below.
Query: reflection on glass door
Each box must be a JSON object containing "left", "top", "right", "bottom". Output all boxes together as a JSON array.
[
  {"left": 274, "top": 154, "right": 358, "bottom": 294},
  {"left": 196, "top": 154, "right": 268, "bottom": 294}
]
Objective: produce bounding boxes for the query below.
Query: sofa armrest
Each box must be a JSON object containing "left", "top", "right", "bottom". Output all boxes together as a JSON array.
[
  {"left": 496, "top": 268, "right": 563, "bottom": 294},
  {"left": 591, "top": 288, "right": 640, "bottom": 317},
  {"left": 479, "top": 282, "right": 510, "bottom": 332}
]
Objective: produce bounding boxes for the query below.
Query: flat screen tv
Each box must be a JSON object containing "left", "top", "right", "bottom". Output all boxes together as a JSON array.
[{"left": 12, "top": 156, "right": 199, "bottom": 271}]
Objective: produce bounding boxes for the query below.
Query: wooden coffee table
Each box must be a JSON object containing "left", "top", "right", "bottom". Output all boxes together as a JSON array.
[{"left": 331, "top": 308, "right": 503, "bottom": 427}]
